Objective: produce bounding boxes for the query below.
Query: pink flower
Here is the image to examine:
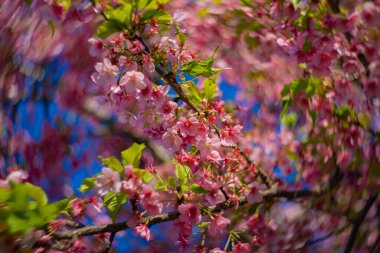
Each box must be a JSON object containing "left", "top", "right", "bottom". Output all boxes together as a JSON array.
[
  {"left": 134, "top": 224, "right": 153, "bottom": 241},
  {"left": 177, "top": 117, "right": 199, "bottom": 137},
  {"left": 232, "top": 242, "right": 251, "bottom": 253},
  {"left": 139, "top": 186, "right": 163, "bottom": 214},
  {"left": 88, "top": 196, "right": 103, "bottom": 212},
  {"left": 207, "top": 150, "right": 222, "bottom": 163},
  {"left": 220, "top": 125, "right": 243, "bottom": 146},
  {"left": 178, "top": 203, "right": 201, "bottom": 224},
  {"left": 48, "top": 219, "right": 66, "bottom": 233},
  {"left": 162, "top": 128, "right": 182, "bottom": 153},
  {"left": 94, "top": 167, "right": 122, "bottom": 196},
  {"left": 70, "top": 198, "right": 85, "bottom": 217},
  {"left": 247, "top": 182, "right": 266, "bottom": 204},
  {"left": 196, "top": 136, "right": 221, "bottom": 160},
  {"left": 91, "top": 58, "right": 118, "bottom": 83},
  {"left": 361, "top": 2, "right": 380, "bottom": 26},
  {"left": 210, "top": 248, "right": 226, "bottom": 253},
  {"left": 120, "top": 71, "right": 146, "bottom": 92},
  {"left": 143, "top": 54, "right": 155, "bottom": 73},
  {"left": 88, "top": 38, "right": 103, "bottom": 57},
  {"left": 208, "top": 214, "right": 230, "bottom": 237},
  {"left": 252, "top": 235, "right": 264, "bottom": 246},
  {"left": 6, "top": 170, "right": 28, "bottom": 183},
  {"left": 160, "top": 100, "right": 177, "bottom": 114},
  {"left": 342, "top": 59, "right": 359, "bottom": 74}
]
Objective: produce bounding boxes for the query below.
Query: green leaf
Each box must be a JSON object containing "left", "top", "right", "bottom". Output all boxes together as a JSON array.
[
  {"left": 369, "top": 162, "right": 380, "bottom": 181},
  {"left": 177, "top": 31, "right": 186, "bottom": 49},
  {"left": 106, "top": 2, "right": 132, "bottom": 24},
  {"left": 137, "top": 0, "right": 170, "bottom": 9},
  {"left": 103, "top": 192, "right": 128, "bottom": 222},
  {"left": 48, "top": 196, "right": 75, "bottom": 213},
  {"left": 100, "top": 156, "right": 124, "bottom": 175},
  {"left": 9, "top": 183, "right": 29, "bottom": 211},
  {"left": 280, "top": 77, "right": 321, "bottom": 118},
  {"left": 175, "top": 164, "right": 191, "bottom": 184},
  {"left": 24, "top": 183, "right": 48, "bottom": 205},
  {"left": 182, "top": 81, "right": 203, "bottom": 106},
  {"left": 203, "top": 77, "right": 218, "bottom": 100},
  {"left": 286, "top": 150, "right": 299, "bottom": 161},
  {"left": 137, "top": 0, "right": 154, "bottom": 9},
  {"left": 309, "top": 110, "right": 317, "bottom": 125},
  {"left": 182, "top": 55, "right": 221, "bottom": 77},
  {"left": 167, "top": 176, "right": 177, "bottom": 189},
  {"left": 358, "top": 112, "right": 371, "bottom": 129},
  {"left": 57, "top": 0, "right": 71, "bottom": 12},
  {"left": 289, "top": 0, "right": 301, "bottom": 9},
  {"left": 281, "top": 112, "right": 298, "bottom": 129},
  {"left": 96, "top": 19, "right": 124, "bottom": 39},
  {"left": 79, "top": 177, "right": 96, "bottom": 193},
  {"left": 24, "top": 0, "right": 32, "bottom": 5},
  {"left": 189, "top": 184, "right": 208, "bottom": 194},
  {"left": 48, "top": 20, "right": 55, "bottom": 36},
  {"left": 0, "top": 188, "right": 10, "bottom": 203},
  {"left": 154, "top": 178, "right": 167, "bottom": 190},
  {"left": 133, "top": 168, "right": 154, "bottom": 183},
  {"left": 333, "top": 104, "right": 355, "bottom": 119},
  {"left": 141, "top": 9, "right": 171, "bottom": 23},
  {"left": 121, "top": 143, "right": 146, "bottom": 168},
  {"left": 196, "top": 221, "right": 210, "bottom": 228},
  {"left": 7, "top": 214, "right": 30, "bottom": 233}
]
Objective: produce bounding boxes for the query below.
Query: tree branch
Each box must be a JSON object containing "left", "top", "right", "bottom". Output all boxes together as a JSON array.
[
  {"left": 343, "top": 194, "right": 378, "bottom": 253},
  {"left": 51, "top": 188, "right": 324, "bottom": 241}
]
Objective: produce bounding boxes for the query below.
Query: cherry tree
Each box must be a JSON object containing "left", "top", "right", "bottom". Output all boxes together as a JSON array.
[{"left": 0, "top": 0, "right": 379, "bottom": 252}]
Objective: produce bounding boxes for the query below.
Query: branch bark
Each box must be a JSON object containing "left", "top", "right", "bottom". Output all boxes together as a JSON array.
[
  {"left": 343, "top": 194, "right": 378, "bottom": 253},
  {"left": 51, "top": 188, "right": 323, "bottom": 240}
]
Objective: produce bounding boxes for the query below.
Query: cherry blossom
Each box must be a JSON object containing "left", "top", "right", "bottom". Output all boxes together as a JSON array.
[{"left": 94, "top": 167, "right": 122, "bottom": 196}]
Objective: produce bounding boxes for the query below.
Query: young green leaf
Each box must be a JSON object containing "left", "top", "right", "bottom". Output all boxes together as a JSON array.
[
  {"left": 175, "top": 164, "right": 191, "bottom": 184},
  {"left": 103, "top": 192, "right": 128, "bottom": 222},
  {"left": 79, "top": 177, "right": 96, "bottom": 193},
  {"left": 100, "top": 156, "right": 124, "bottom": 175},
  {"left": 121, "top": 143, "right": 146, "bottom": 167},
  {"left": 133, "top": 168, "right": 154, "bottom": 183}
]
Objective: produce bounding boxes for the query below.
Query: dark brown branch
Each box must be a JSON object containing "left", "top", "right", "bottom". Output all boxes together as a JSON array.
[
  {"left": 104, "top": 231, "right": 116, "bottom": 253},
  {"left": 343, "top": 194, "right": 378, "bottom": 253},
  {"left": 51, "top": 188, "right": 323, "bottom": 241}
]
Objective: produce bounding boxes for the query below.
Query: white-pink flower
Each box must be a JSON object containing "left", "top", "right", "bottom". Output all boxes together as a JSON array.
[
  {"left": 177, "top": 117, "right": 199, "bottom": 137},
  {"left": 232, "top": 242, "right": 251, "bottom": 253},
  {"left": 247, "top": 182, "right": 266, "bottom": 204},
  {"left": 210, "top": 248, "right": 226, "bottom": 253},
  {"left": 220, "top": 125, "right": 243, "bottom": 146},
  {"left": 162, "top": 128, "right": 182, "bottom": 153},
  {"left": 94, "top": 167, "right": 122, "bottom": 196},
  {"left": 208, "top": 214, "right": 230, "bottom": 237},
  {"left": 178, "top": 203, "right": 201, "bottom": 224},
  {"left": 139, "top": 186, "right": 163, "bottom": 215},
  {"left": 70, "top": 198, "right": 85, "bottom": 217},
  {"left": 119, "top": 71, "right": 146, "bottom": 92},
  {"left": 91, "top": 58, "right": 118, "bottom": 83},
  {"left": 6, "top": 170, "right": 28, "bottom": 183},
  {"left": 134, "top": 224, "right": 153, "bottom": 241},
  {"left": 207, "top": 150, "right": 222, "bottom": 163}
]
